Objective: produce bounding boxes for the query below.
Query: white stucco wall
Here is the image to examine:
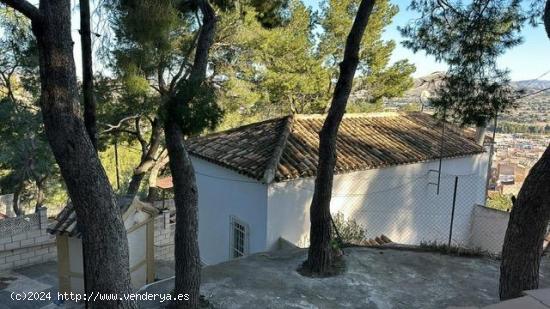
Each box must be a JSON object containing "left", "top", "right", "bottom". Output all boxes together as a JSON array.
[
  {"left": 267, "top": 153, "right": 489, "bottom": 249},
  {"left": 192, "top": 157, "right": 268, "bottom": 265},
  {"left": 67, "top": 231, "right": 149, "bottom": 292},
  {"left": 67, "top": 237, "right": 84, "bottom": 294},
  {"left": 468, "top": 204, "right": 509, "bottom": 254}
]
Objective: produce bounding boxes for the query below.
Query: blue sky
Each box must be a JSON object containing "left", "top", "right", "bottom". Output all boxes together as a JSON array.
[{"left": 302, "top": 0, "right": 550, "bottom": 81}]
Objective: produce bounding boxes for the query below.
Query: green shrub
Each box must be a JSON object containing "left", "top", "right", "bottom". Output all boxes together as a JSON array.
[
  {"left": 487, "top": 193, "right": 513, "bottom": 212},
  {"left": 332, "top": 212, "right": 367, "bottom": 245}
]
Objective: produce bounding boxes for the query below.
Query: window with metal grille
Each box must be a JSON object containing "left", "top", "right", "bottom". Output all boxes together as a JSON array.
[{"left": 230, "top": 217, "right": 249, "bottom": 259}]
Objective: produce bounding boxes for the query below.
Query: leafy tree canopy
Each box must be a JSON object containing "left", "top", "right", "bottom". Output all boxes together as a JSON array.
[
  {"left": 252, "top": 0, "right": 330, "bottom": 115},
  {"left": 227, "top": 0, "right": 416, "bottom": 120},
  {"left": 0, "top": 8, "right": 64, "bottom": 211}
]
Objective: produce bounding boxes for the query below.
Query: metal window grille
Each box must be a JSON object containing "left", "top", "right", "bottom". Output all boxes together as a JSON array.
[{"left": 230, "top": 217, "right": 249, "bottom": 259}]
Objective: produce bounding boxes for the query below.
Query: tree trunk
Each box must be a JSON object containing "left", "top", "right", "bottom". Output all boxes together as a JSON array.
[
  {"left": 499, "top": 144, "right": 550, "bottom": 300},
  {"left": 126, "top": 118, "right": 163, "bottom": 197},
  {"left": 12, "top": 182, "right": 24, "bottom": 216},
  {"left": 164, "top": 120, "right": 201, "bottom": 308},
  {"left": 26, "top": 1, "right": 136, "bottom": 307},
  {"left": 35, "top": 178, "right": 45, "bottom": 212},
  {"left": 163, "top": 1, "right": 217, "bottom": 307},
  {"left": 126, "top": 173, "right": 145, "bottom": 198},
  {"left": 499, "top": 1, "right": 550, "bottom": 300},
  {"left": 80, "top": 0, "right": 97, "bottom": 149},
  {"left": 301, "top": 0, "right": 376, "bottom": 276},
  {"left": 544, "top": 0, "right": 550, "bottom": 41},
  {"left": 147, "top": 151, "right": 169, "bottom": 201}
]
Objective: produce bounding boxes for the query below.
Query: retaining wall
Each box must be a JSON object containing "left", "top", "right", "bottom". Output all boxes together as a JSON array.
[
  {"left": 469, "top": 204, "right": 509, "bottom": 254},
  {"left": 0, "top": 207, "right": 56, "bottom": 272}
]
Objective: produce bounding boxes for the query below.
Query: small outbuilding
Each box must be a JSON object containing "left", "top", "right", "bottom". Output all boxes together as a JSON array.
[
  {"left": 48, "top": 197, "right": 158, "bottom": 293},
  {"left": 184, "top": 112, "right": 491, "bottom": 265}
]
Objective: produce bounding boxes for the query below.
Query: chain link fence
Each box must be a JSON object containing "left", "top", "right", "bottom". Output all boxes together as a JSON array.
[{"left": 327, "top": 170, "right": 510, "bottom": 255}]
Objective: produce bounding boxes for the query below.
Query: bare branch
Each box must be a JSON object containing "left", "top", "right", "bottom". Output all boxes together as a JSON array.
[
  {"left": 100, "top": 114, "right": 141, "bottom": 134},
  {"left": 0, "top": 0, "right": 41, "bottom": 22},
  {"left": 135, "top": 117, "right": 148, "bottom": 155},
  {"left": 188, "top": 0, "right": 217, "bottom": 83},
  {"left": 169, "top": 30, "right": 200, "bottom": 93},
  {"left": 436, "top": 0, "right": 463, "bottom": 17}
]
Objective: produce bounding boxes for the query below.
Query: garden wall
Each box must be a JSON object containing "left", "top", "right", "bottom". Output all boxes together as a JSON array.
[
  {"left": 468, "top": 204, "right": 509, "bottom": 254},
  {"left": 0, "top": 207, "right": 56, "bottom": 272},
  {"left": 153, "top": 210, "right": 175, "bottom": 262}
]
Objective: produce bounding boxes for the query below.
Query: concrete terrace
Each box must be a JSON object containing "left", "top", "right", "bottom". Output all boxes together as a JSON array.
[
  {"left": 143, "top": 247, "right": 550, "bottom": 309},
  {"left": 0, "top": 260, "right": 175, "bottom": 309},
  {"left": 1, "top": 248, "right": 549, "bottom": 308}
]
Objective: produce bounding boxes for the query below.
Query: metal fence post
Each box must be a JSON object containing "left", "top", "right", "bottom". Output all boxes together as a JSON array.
[{"left": 448, "top": 176, "right": 459, "bottom": 249}]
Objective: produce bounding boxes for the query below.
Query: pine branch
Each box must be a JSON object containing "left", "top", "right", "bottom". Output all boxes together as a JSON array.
[{"left": 0, "top": 0, "right": 41, "bottom": 22}]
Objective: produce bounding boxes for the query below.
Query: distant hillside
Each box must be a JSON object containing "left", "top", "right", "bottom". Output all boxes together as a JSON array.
[
  {"left": 388, "top": 73, "right": 550, "bottom": 105},
  {"left": 385, "top": 74, "right": 550, "bottom": 131},
  {"left": 512, "top": 80, "right": 550, "bottom": 91}
]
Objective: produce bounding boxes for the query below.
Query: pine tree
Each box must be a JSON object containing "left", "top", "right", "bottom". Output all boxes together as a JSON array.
[
  {"left": 300, "top": 0, "right": 376, "bottom": 276},
  {"left": 319, "top": 0, "right": 415, "bottom": 109},
  {"left": 0, "top": 0, "right": 136, "bottom": 307},
  {"left": 499, "top": 0, "right": 550, "bottom": 300},
  {"left": 400, "top": 0, "right": 523, "bottom": 126}
]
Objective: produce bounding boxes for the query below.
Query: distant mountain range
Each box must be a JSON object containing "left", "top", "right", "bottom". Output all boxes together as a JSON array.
[
  {"left": 402, "top": 73, "right": 550, "bottom": 99},
  {"left": 411, "top": 72, "right": 550, "bottom": 90},
  {"left": 511, "top": 80, "right": 550, "bottom": 91},
  {"left": 386, "top": 73, "right": 550, "bottom": 109},
  {"left": 387, "top": 73, "right": 549, "bottom": 127}
]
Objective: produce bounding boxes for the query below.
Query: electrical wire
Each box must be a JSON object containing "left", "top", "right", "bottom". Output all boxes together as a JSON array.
[
  {"left": 297, "top": 174, "right": 430, "bottom": 197},
  {"left": 515, "top": 69, "right": 550, "bottom": 99},
  {"left": 192, "top": 168, "right": 482, "bottom": 197},
  {"left": 516, "top": 86, "right": 550, "bottom": 100},
  {"left": 195, "top": 171, "right": 260, "bottom": 184},
  {"left": 522, "top": 69, "right": 550, "bottom": 88}
]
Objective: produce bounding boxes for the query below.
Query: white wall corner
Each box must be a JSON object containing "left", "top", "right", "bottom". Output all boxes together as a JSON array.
[{"left": 37, "top": 207, "right": 48, "bottom": 230}]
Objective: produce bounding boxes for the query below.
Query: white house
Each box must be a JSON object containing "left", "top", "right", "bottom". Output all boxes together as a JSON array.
[{"left": 186, "top": 112, "right": 490, "bottom": 265}]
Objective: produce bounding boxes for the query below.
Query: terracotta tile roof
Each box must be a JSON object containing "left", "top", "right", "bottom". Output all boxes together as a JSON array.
[
  {"left": 186, "top": 112, "right": 485, "bottom": 183},
  {"left": 156, "top": 176, "right": 173, "bottom": 189},
  {"left": 48, "top": 202, "right": 79, "bottom": 236}
]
